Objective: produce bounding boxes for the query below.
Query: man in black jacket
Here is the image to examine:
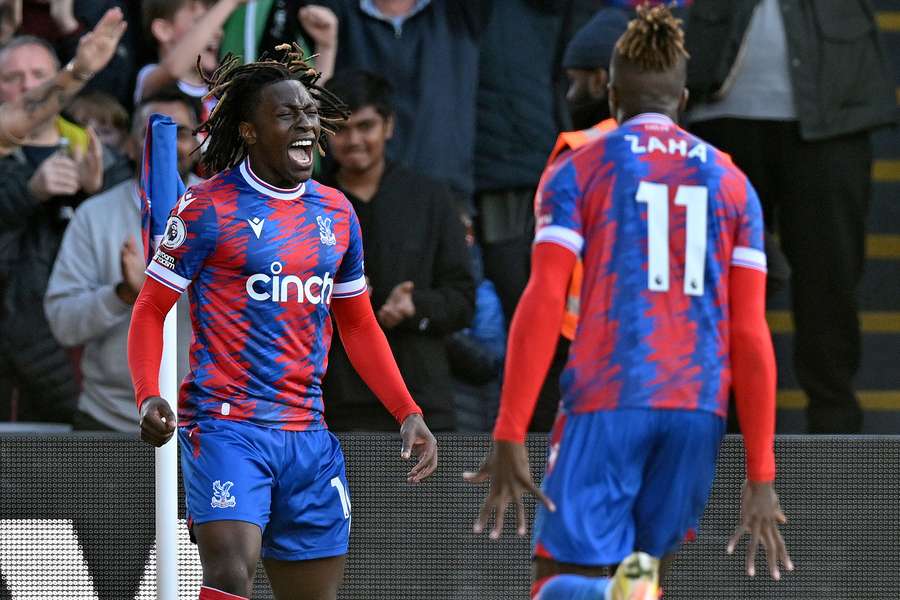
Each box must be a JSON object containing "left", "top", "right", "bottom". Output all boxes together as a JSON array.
[
  {"left": 685, "top": 0, "right": 897, "bottom": 433},
  {"left": 321, "top": 69, "right": 476, "bottom": 431}
]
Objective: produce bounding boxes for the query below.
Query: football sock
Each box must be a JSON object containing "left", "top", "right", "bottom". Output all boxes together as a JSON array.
[
  {"left": 198, "top": 586, "right": 248, "bottom": 600},
  {"left": 532, "top": 574, "right": 609, "bottom": 599}
]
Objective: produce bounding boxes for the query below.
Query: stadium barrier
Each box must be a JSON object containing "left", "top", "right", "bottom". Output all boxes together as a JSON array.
[{"left": 0, "top": 433, "right": 897, "bottom": 599}]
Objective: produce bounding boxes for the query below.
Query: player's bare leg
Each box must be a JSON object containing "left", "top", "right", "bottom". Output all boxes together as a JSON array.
[
  {"left": 263, "top": 555, "right": 346, "bottom": 600},
  {"left": 194, "top": 521, "right": 262, "bottom": 598}
]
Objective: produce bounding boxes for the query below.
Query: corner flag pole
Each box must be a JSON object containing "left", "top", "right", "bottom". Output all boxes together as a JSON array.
[
  {"left": 140, "top": 114, "right": 187, "bottom": 600},
  {"left": 156, "top": 310, "right": 179, "bottom": 600}
]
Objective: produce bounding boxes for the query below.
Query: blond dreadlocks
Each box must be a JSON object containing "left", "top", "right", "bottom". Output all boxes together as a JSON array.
[
  {"left": 615, "top": 3, "right": 689, "bottom": 72},
  {"left": 195, "top": 43, "right": 349, "bottom": 173}
]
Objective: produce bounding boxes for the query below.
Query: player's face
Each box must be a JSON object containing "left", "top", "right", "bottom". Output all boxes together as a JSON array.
[
  {"left": 329, "top": 105, "right": 393, "bottom": 175},
  {"left": 245, "top": 79, "right": 321, "bottom": 186}
]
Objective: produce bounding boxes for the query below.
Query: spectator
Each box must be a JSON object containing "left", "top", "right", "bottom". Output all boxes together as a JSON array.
[
  {"left": 44, "top": 90, "right": 198, "bottom": 432},
  {"left": 685, "top": 0, "right": 897, "bottom": 433},
  {"left": 0, "top": 0, "right": 20, "bottom": 46},
  {"left": 560, "top": 7, "right": 629, "bottom": 130},
  {"left": 0, "top": 8, "right": 126, "bottom": 155},
  {"left": 136, "top": 0, "right": 246, "bottom": 122},
  {"left": 16, "top": 0, "right": 136, "bottom": 109},
  {"left": 474, "top": 0, "right": 566, "bottom": 324},
  {"left": 66, "top": 89, "right": 130, "bottom": 155},
  {"left": 220, "top": 1, "right": 339, "bottom": 82},
  {"left": 321, "top": 70, "right": 475, "bottom": 431},
  {"left": 320, "top": 0, "right": 486, "bottom": 201},
  {"left": 0, "top": 21, "right": 126, "bottom": 425}
]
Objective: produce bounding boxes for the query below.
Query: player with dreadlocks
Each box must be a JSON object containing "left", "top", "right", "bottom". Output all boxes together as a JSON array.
[
  {"left": 465, "top": 5, "right": 792, "bottom": 599},
  {"left": 128, "top": 45, "right": 438, "bottom": 600}
]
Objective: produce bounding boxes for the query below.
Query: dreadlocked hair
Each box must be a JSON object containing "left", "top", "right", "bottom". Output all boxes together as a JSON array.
[
  {"left": 195, "top": 42, "right": 349, "bottom": 173},
  {"left": 616, "top": 3, "right": 689, "bottom": 72}
]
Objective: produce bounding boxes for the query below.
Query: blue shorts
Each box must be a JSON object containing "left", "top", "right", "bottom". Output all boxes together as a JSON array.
[
  {"left": 533, "top": 409, "right": 725, "bottom": 566},
  {"left": 179, "top": 418, "right": 351, "bottom": 561}
]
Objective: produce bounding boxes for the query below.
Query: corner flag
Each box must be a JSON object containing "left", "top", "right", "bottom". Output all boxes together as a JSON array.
[
  {"left": 140, "top": 113, "right": 187, "bottom": 264},
  {"left": 137, "top": 112, "right": 184, "bottom": 600}
]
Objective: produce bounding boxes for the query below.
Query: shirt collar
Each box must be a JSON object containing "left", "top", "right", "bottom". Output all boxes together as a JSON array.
[
  {"left": 622, "top": 113, "right": 675, "bottom": 128},
  {"left": 360, "top": 0, "right": 431, "bottom": 35},
  {"left": 239, "top": 158, "right": 306, "bottom": 200}
]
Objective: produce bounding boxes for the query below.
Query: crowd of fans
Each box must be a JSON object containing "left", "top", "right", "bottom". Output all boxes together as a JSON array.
[{"left": 0, "top": 0, "right": 894, "bottom": 434}]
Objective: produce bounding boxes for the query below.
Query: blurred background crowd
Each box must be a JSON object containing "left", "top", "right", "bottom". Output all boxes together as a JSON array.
[{"left": 0, "top": 0, "right": 896, "bottom": 436}]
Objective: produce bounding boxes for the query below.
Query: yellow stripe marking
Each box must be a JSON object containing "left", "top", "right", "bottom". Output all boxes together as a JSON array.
[
  {"left": 867, "top": 234, "right": 900, "bottom": 259},
  {"left": 778, "top": 390, "right": 900, "bottom": 411},
  {"left": 873, "top": 160, "right": 900, "bottom": 182},
  {"left": 877, "top": 12, "right": 900, "bottom": 31},
  {"left": 767, "top": 311, "right": 900, "bottom": 334}
]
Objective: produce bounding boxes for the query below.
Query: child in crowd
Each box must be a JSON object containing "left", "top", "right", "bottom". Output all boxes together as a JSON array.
[
  {"left": 135, "top": 0, "right": 246, "bottom": 122},
  {"left": 66, "top": 90, "right": 129, "bottom": 155}
]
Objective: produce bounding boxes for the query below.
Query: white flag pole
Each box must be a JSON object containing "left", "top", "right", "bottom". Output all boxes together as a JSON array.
[
  {"left": 156, "top": 304, "right": 179, "bottom": 600},
  {"left": 244, "top": 1, "right": 258, "bottom": 64}
]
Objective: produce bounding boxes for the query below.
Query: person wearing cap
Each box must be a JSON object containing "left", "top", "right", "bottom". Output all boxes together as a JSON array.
[
  {"left": 520, "top": 8, "right": 630, "bottom": 431},
  {"left": 561, "top": 7, "right": 630, "bottom": 132}
]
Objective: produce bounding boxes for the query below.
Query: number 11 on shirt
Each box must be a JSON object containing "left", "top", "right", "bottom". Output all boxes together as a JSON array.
[{"left": 636, "top": 181, "right": 709, "bottom": 296}]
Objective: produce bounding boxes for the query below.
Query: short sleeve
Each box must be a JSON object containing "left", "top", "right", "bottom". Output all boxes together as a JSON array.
[
  {"left": 332, "top": 206, "right": 366, "bottom": 299},
  {"left": 730, "top": 178, "right": 767, "bottom": 273},
  {"left": 533, "top": 158, "right": 584, "bottom": 256},
  {"left": 145, "top": 188, "right": 218, "bottom": 294}
]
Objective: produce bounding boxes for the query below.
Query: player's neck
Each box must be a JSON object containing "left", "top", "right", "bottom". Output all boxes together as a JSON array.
[
  {"left": 247, "top": 156, "right": 302, "bottom": 190},
  {"left": 618, "top": 107, "right": 678, "bottom": 124},
  {"left": 336, "top": 160, "right": 385, "bottom": 203}
]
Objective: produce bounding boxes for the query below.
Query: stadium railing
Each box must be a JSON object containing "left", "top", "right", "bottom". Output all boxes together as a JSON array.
[{"left": 0, "top": 433, "right": 897, "bottom": 599}]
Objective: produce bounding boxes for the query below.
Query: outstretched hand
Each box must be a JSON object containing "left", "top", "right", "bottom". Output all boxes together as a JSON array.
[
  {"left": 727, "top": 480, "right": 794, "bottom": 580},
  {"left": 464, "top": 440, "right": 555, "bottom": 539},
  {"left": 399, "top": 413, "right": 437, "bottom": 483},
  {"left": 139, "top": 396, "right": 176, "bottom": 447},
  {"left": 298, "top": 5, "right": 338, "bottom": 50},
  {"left": 72, "top": 7, "right": 127, "bottom": 76}
]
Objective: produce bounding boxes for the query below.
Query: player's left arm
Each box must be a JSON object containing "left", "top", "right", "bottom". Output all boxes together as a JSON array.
[
  {"left": 331, "top": 293, "right": 437, "bottom": 483},
  {"left": 727, "top": 178, "right": 793, "bottom": 580},
  {"left": 331, "top": 201, "right": 437, "bottom": 482}
]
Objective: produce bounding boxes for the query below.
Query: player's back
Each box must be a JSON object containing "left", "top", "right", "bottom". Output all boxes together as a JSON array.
[{"left": 536, "top": 114, "right": 765, "bottom": 417}]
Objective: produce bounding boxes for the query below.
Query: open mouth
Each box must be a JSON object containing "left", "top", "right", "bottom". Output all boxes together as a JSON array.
[{"left": 287, "top": 138, "right": 314, "bottom": 169}]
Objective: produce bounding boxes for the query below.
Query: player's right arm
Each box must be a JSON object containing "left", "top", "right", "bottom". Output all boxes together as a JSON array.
[
  {"left": 127, "top": 188, "right": 218, "bottom": 446},
  {"left": 726, "top": 178, "right": 794, "bottom": 580},
  {"left": 465, "top": 158, "right": 581, "bottom": 538},
  {"left": 129, "top": 278, "right": 181, "bottom": 446}
]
